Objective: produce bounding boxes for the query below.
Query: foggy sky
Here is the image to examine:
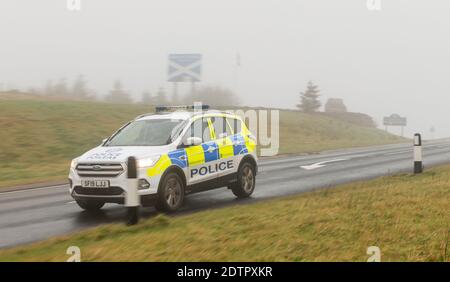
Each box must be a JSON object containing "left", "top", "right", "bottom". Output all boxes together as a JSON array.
[{"left": 1, "top": 0, "right": 449, "bottom": 138}]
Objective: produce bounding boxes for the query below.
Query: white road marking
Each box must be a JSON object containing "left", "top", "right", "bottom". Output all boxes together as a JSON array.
[
  {"left": 300, "top": 158, "right": 348, "bottom": 170},
  {"left": 66, "top": 201, "right": 76, "bottom": 204}
]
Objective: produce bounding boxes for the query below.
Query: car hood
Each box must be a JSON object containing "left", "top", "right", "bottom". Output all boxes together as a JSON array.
[{"left": 77, "top": 145, "right": 171, "bottom": 163}]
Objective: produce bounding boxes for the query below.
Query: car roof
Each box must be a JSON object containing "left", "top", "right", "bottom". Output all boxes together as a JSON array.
[
  {"left": 136, "top": 112, "right": 193, "bottom": 121},
  {"left": 135, "top": 110, "right": 239, "bottom": 122}
]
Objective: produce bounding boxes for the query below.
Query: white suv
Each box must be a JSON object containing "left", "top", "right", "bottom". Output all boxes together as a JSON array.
[{"left": 69, "top": 106, "right": 258, "bottom": 212}]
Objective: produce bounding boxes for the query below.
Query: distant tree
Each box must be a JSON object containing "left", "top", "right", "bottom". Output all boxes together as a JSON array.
[
  {"left": 105, "top": 80, "right": 132, "bottom": 104},
  {"left": 27, "top": 87, "right": 40, "bottom": 96},
  {"left": 54, "top": 78, "right": 69, "bottom": 97},
  {"left": 71, "top": 75, "right": 90, "bottom": 99},
  {"left": 44, "top": 80, "right": 55, "bottom": 96},
  {"left": 297, "top": 81, "right": 321, "bottom": 113},
  {"left": 183, "top": 85, "right": 239, "bottom": 107},
  {"left": 325, "top": 98, "right": 347, "bottom": 113},
  {"left": 154, "top": 87, "right": 167, "bottom": 105},
  {"left": 141, "top": 90, "right": 153, "bottom": 104}
]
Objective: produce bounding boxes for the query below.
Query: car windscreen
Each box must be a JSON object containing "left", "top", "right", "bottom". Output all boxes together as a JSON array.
[{"left": 104, "top": 119, "right": 184, "bottom": 146}]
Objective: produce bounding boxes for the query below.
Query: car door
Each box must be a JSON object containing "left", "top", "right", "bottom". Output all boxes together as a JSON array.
[
  {"left": 183, "top": 117, "right": 219, "bottom": 185},
  {"left": 211, "top": 116, "right": 238, "bottom": 179}
]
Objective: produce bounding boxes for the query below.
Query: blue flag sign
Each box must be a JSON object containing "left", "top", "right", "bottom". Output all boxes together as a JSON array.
[{"left": 168, "top": 54, "right": 202, "bottom": 82}]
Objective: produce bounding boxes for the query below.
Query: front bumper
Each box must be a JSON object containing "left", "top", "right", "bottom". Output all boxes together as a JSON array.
[
  {"left": 69, "top": 165, "right": 161, "bottom": 206},
  {"left": 71, "top": 189, "right": 158, "bottom": 206}
]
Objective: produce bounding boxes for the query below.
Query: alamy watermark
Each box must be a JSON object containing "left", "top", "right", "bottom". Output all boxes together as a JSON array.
[
  {"left": 367, "top": 0, "right": 382, "bottom": 11},
  {"left": 67, "top": 0, "right": 81, "bottom": 11},
  {"left": 231, "top": 108, "right": 279, "bottom": 157},
  {"left": 66, "top": 246, "right": 81, "bottom": 262},
  {"left": 367, "top": 246, "right": 381, "bottom": 262},
  {"left": 174, "top": 102, "right": 280, "bottom": 157}
]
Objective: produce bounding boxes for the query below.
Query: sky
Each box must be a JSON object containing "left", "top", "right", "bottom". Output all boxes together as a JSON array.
[{"left": 0, "top": 0, "right": 449, "bottom": 138}]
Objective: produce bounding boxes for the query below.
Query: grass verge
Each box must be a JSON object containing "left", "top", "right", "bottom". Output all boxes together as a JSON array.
[{"left": 1, "top": 165, "right": 448, "bottom": 262}]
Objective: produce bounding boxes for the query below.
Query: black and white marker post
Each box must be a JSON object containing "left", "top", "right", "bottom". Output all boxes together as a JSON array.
[
  {"left": 126, "top": 156, "right": 140, "bottom": 225},
  {"left": 413, "top": 133, "right": 423, "bottom": 174}
]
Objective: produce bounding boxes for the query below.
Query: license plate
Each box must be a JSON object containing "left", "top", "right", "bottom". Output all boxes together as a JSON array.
[{"left": 81, "top": 180, "right": 110, "bottom": 188}]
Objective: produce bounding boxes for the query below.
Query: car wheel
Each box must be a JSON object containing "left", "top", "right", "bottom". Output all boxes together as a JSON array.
[
  {"left": 231, "top": 162, "right": 256, "bottom": 198},
  {"left": 155, "top": 172, "right": 185, "bottom": 212},
  {"left": 76, "top": 199, "right": 105, "bottom": 211}
]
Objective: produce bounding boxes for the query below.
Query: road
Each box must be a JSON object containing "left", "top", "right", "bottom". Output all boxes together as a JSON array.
[{"left": 1, "top": 140, "right": 450, "bottom": 249}]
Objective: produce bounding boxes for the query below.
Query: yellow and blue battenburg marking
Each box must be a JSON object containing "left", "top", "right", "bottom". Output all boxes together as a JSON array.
[
  {"left": 229, "top": 134, "right": 249, "bottom": 155},
  {"left": 185, "top": 145, "right": 204, "bottom": 166},
  {"left": 147, "top": 133, "right": 254, "bottom": 177},
  {"left": 217, "top": 137, "right": 234, "bottom": 159},
  {"left": 167, "top": 149, "right": 188, "bottom": 168},
  {"left": 202, "top": 141, "right": 219, "bottom": 162},
  {"left": 147, "top": 154, "right": 172, "bottom": 177}
]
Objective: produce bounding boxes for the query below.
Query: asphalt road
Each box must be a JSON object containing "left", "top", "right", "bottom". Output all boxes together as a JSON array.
[{"left": 1, "top": 140, "right": 450, "bottom": 249}]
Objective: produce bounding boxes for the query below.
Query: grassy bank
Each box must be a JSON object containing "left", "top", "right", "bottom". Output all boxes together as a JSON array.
[
  {"left": 0, "top": 98, "right": 404, "bottom": 188},
  {"left": 1, "top": 165, "right": 448, "bottom": 262},
  {"left": 0, "top": 99, "right": 149, "bottom": 187}
]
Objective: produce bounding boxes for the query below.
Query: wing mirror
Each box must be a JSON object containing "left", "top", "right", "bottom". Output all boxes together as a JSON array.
[{"left": 184, "top": 137, "right": 202, "bottom": 147}]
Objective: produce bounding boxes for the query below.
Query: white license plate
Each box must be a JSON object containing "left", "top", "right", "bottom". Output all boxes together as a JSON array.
[{"left": 81, "top": 180, "right": 110, "bottom": 188}]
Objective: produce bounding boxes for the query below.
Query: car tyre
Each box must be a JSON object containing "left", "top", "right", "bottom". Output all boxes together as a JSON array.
[
  {"left": 155, "top": 172, "right": 185, "bottom": 213},
  {"left": 231, "top": 162, "right": 256, "bottom": 198}
]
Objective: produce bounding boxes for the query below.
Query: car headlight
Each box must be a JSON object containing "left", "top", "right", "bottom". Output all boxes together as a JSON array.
[
  {"left": 70, "top": 158, "right": 78, "bottom": 170},
  {"left": 137, "top": 156, "right": 160, "bottom": 168}
]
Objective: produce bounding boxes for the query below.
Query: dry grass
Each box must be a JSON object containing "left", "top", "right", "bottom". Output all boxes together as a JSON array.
[{"left": 1, "top": 166, "right": 448, "bottom": 262}]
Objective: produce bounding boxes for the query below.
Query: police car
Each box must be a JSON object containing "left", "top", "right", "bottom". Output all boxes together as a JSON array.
[{"left": 68, "top": 105, "right": 257, "bottom": 212}]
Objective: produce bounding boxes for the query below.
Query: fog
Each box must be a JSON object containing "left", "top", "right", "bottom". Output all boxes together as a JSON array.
[{"left": 1, "top": 0, "right": 449, "bottom": 138}]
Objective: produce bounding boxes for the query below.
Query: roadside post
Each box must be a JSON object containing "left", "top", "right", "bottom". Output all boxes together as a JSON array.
[
  {"left": 126, "top": 156, "right": 140, "bottom": 225},
  {"left": 413, "top": 133, "right": 423, "bottom": 174}
]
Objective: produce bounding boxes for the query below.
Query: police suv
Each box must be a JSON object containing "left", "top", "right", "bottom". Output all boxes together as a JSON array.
[{"left": 69, "top": 105, "right": 257, "bottom": 212}]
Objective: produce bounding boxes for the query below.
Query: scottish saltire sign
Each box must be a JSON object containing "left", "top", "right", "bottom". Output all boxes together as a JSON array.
[{"left": 168, "top": 54, "right": 202, "bottom": 82}]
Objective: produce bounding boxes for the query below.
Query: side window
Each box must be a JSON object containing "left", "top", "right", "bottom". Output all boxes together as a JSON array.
[
  {"left": 187, "top": 118, "right": 211, "bottom": 143},
  {"left": 224, "top": 118, "right": 234, "bottom": 137},
  {"left": 226, "top": 118, "right": 242, "bottom": 135},
  {"left": 211, "top": 117, "right": 229, "bottom": 139}
]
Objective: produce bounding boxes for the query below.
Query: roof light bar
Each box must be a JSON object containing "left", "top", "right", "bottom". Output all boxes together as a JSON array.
[{"left": 155, "top": 105, "right": 210, "bottom": 113}]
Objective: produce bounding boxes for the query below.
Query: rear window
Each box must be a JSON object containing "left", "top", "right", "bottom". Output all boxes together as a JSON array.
[
  {"left": 211, "top": 117, "right": 233, "bottom": 139},
  {"left": 226, "top": 118, "right": 242, "bottom": 135}
]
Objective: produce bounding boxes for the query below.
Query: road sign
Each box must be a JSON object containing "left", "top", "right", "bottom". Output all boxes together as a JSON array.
[
  {"left": 383, "top": 114, "right": 407, "bottom": 127},
  {"left": 168, "top": 54, "right": 202, "bottom": 82}
]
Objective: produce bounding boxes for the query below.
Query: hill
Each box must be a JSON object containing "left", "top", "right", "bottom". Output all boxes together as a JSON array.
[{"left": 0, "top": 98, "right": 405, "bottom": 188}]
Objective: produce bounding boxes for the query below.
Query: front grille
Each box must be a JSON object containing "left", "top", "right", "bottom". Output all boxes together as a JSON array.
[
  {"left": 74, "top": 186, "right": 124, "bottom": 196},
  {"left": 76, "top": 163, "right": 124, "bottom": 177}
]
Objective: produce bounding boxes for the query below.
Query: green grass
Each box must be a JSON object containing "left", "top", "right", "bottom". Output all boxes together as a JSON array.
[
  {"left": 277, "top": 110, "right": 403, "bottom": 154},
  {"left": 0, "top": 99, "right": 404, "bottom": 188},
  {"left": 1, "top": 165, "right": 448, "bottom": 262},
  {"left": 0, "top": 100, "right": 150, "bottom": 187}
]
